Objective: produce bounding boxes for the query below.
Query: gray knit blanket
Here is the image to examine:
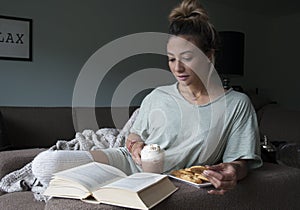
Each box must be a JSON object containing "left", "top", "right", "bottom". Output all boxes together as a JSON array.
[{"left": 0, "top": 108, "right": 139, "bottom": 202}]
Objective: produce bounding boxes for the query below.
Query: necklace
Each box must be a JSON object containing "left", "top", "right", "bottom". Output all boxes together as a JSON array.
[
  {"left": 178, "top": 85, "right": 202, "bottom": 101},
  {"left": 190, "top": 94, "right": 201, "bottom": 101}
]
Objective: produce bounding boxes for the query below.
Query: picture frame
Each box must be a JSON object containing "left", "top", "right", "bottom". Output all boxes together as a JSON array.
[{"left": 0, "top": 15, "right": 32, "bottom": 61}]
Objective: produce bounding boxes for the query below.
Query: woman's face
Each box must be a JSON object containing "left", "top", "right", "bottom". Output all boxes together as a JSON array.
[{"left": 167, "top": 35, "right": 210, "bottom": 87}]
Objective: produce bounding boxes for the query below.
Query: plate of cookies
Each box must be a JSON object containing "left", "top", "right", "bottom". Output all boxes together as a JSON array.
[{"left": 168, "top": 165, "right": 212, "bottom": 188}]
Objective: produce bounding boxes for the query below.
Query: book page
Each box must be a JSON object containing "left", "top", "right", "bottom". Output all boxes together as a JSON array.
[
  {"left": 54, "top": 162, "right": 127, "bottom": 192},
  {"left": 102, "top": 173, "right": 167, "bottom": 192}
]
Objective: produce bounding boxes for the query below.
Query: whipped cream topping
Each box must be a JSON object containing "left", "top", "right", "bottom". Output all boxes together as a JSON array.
[{"left": 141, "top": 144, "right": 163, "bottom": 160}]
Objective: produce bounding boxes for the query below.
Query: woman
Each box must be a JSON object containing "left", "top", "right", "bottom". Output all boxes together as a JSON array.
[
  {"left": 32, "top": 0, "right": 262, "bottom": 195},
  {"left": 126, "top": 0, "right": 262, "bottom": 195}
]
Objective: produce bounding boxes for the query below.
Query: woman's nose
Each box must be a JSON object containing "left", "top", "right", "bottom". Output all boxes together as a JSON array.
[{"left": 174, "top": 60, "right": 185, "bottom": 72}]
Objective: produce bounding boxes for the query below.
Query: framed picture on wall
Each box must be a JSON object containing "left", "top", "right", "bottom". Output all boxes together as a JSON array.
[{"left": 0, "top": 15, "right": 32, "bottom": 61}]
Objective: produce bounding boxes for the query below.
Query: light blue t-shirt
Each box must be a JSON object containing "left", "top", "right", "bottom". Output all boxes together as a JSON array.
[{"left": 130, "top": 83, "right": 262, "bottom": 173}]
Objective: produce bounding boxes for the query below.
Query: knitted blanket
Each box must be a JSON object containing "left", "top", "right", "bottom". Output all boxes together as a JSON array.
[{"left": 0, "top": 108, "right": 139, "bottom": 201}]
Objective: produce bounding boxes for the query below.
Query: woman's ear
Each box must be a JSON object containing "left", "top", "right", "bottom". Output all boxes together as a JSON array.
[{"left": 206, "top": 50, "right": 215, "bottom": 64}]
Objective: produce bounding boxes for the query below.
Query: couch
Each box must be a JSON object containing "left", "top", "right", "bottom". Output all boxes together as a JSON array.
[{"left": 0, "top": 101, "right": 300, "bottom": 210}]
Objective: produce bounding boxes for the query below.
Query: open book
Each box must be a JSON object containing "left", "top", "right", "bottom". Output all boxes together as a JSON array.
[{"left": 44, "top": 162, "right": 177, "bottom": 210}]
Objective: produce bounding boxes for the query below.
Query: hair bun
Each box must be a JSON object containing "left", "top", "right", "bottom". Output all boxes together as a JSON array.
[{"left": 168, "top": 0, "right": 209, "bottom": 23}]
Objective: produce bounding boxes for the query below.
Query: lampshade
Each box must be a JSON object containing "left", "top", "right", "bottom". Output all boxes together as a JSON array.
[{"left": 215, "top": 31, "right": 245, "bottom": 76}]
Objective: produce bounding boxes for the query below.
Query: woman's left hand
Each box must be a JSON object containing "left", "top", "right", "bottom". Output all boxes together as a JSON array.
[{"left": 203, "top": 160, "right": 248, "bottom": 195}]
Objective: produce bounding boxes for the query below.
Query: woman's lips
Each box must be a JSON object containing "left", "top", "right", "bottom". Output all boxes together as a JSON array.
[{"left": 177, "top": 75, "right": 189, "bottom": 81}]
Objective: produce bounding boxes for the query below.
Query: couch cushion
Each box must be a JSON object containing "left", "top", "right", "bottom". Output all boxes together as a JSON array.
[
  {"left": 0, "top": 191, "right": 45, "bottom": 210},
  {"left": 0, "top": 107, "right": 76, "bottom": 149},
  {"left": 0, "top": 106, "right": 139, "bottom": 149},
  {"left": 259, "top": 104, "right": 300, "bottom": 143},
  {"left": 0, "top": 148, "right": 46, "bottom": 179}
]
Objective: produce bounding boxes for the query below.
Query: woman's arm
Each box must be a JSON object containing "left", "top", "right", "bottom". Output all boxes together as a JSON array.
[
  {"left": 203, "top": 159, "right": 248, "bottom": 195},
  {"left": 125, "top": 133, "right": 145, "bottom": 165}
]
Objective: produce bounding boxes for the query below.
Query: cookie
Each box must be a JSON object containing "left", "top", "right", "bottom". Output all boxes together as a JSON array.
[
  {"left": 189, "top": 165, "right": 208, "bottom": 174},
  {"left": 170, "top": 165, "right": 209, "bottom": 184},
  {"left": 179, "top": 174, "right": 202, "bottom": 184},
  {"left": 194, "top": 172, "right": 209, "bottom": 182},
  {"left": 171, "top": 170, "right": 182, "bottom": 177},
  {"left": 179, "top": 169, "right": 194, "bottom": 175}
]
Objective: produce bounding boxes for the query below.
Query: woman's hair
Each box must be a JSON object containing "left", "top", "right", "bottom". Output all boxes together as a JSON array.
[{"left": 168, "top": 0, "right": 219, "bottom": 54}]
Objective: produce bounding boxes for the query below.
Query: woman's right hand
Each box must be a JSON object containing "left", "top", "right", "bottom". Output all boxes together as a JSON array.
[
  {"left": 131, "top": 141, "right": 145, "bottom": 165},
  {"left": 126, "top": 133, "right": 145, "bottom": 165}
]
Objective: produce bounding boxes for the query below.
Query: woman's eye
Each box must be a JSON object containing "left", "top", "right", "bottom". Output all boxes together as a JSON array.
[
  {"left": 182, "top": 57, "right": 192, "bottom": 61},
  {"left": 168, "top": 58, "right": 176, "bottom": 62}
]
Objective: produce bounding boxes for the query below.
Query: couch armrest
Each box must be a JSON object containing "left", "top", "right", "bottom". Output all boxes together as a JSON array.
[{"left": 0, "top": 148, "right": 46, "bottom": 180}]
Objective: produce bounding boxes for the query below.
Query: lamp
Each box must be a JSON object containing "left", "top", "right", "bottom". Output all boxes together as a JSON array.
[{"left": 215, "top": 31, "right": 245, "bottom": 91}]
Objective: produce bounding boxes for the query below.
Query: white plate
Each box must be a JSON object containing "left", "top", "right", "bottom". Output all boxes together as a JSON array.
[{"left": 168, "top": 175, "right": 212, "bottom": 188}]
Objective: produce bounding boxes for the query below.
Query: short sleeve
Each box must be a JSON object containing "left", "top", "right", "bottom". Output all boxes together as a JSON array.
[
  {"left": 129, "top": 94, "right": 151, "bottom": 141},
  {"left": 222, "top": 96, "right": 263, "bottom": 169}
]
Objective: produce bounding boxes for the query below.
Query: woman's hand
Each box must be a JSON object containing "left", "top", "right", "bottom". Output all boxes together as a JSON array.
[
  {"left": 203, "top": 160, "right": 248, "bottom": 195},
  {"left": 125, "top": 133, "right": 145, "bottom": 165},
  {"left": 131, "top": 141, "right": 145, "bottom": 165}
]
